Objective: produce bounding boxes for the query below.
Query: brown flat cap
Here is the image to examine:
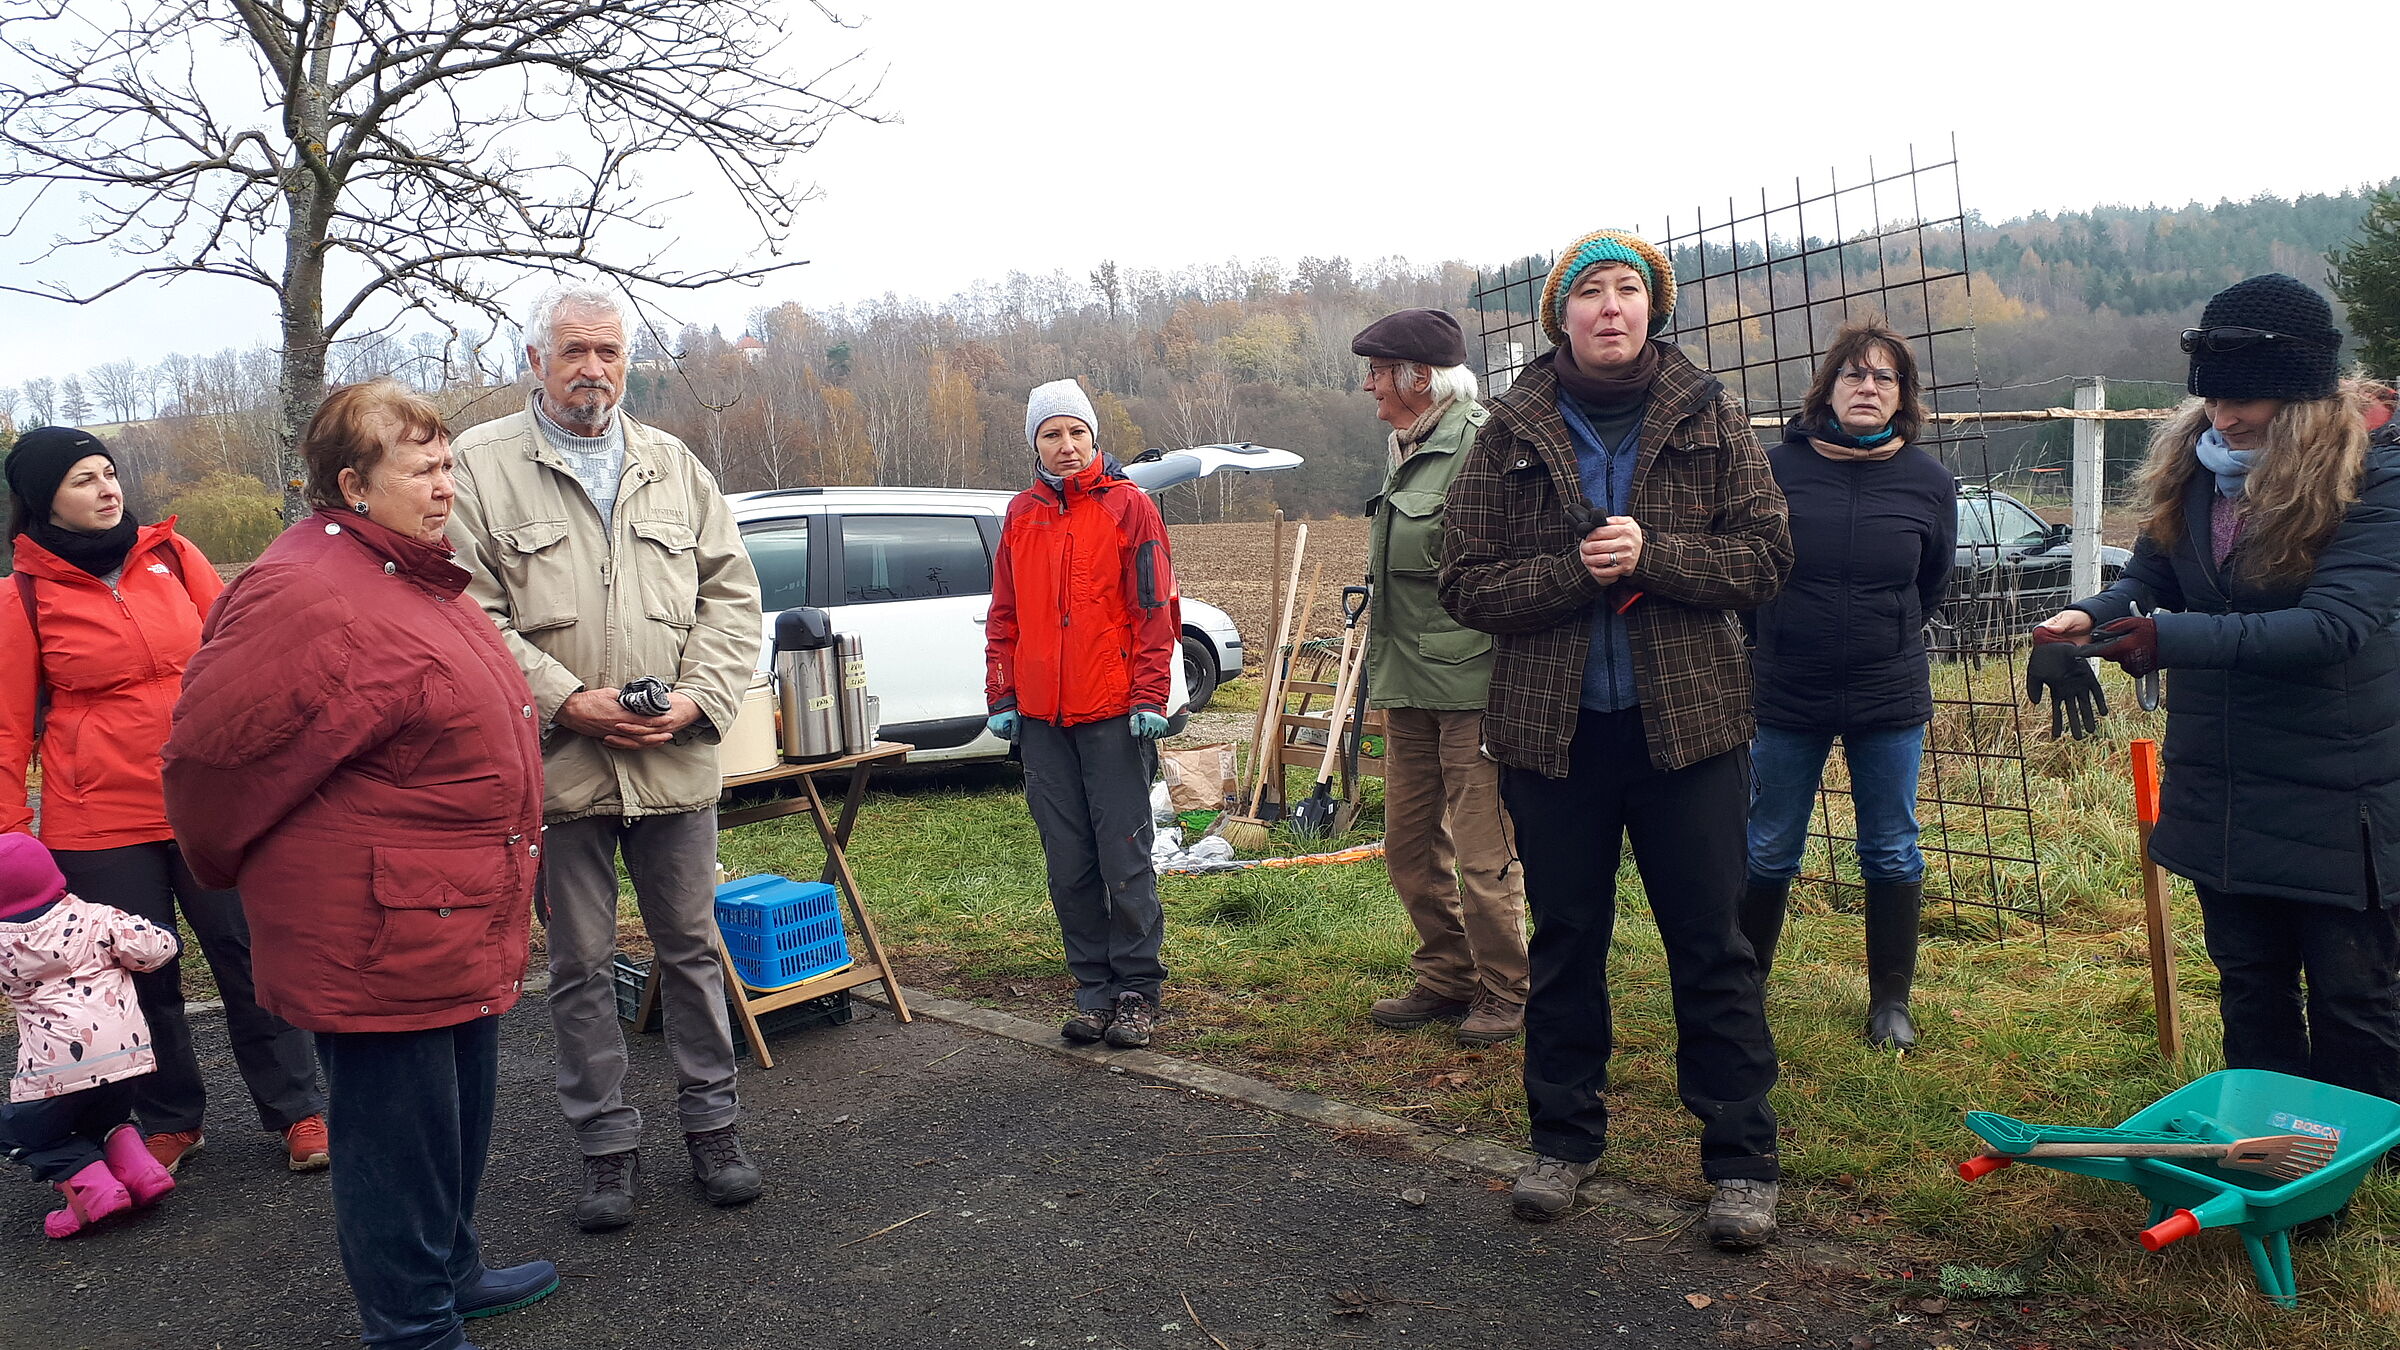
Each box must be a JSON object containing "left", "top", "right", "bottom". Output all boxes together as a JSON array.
[{"left": 1351, "top": 308, "right": 1466, "bottom": 368}]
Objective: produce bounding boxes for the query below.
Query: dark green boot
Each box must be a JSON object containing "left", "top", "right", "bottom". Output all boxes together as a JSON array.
[
  {"left": 1738, "top": 879, "right": 1790, "bottom": 978},
  {"left": 1863, "top": 880, "right": 1923, "bottom": 1050}
]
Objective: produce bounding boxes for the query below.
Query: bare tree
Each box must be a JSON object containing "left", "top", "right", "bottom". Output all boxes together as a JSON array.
[
  {"left": 89, "top": 360, "right": 152, "bottom": 423},
  {"left": 0, "top": 0, "right": 879, "bottom": 515},
  {"left": 21, "top": 376, "right": 55, "bottom": 426}
]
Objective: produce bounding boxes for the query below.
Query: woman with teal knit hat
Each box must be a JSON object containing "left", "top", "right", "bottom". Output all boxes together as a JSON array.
[{"left": 1439, "top": 228, "right": 1793, "bottom": 1246}]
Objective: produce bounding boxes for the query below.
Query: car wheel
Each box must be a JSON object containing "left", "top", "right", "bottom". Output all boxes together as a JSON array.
[{"left": 1180, "top": 634, "right": 1219, "bottom": 714}]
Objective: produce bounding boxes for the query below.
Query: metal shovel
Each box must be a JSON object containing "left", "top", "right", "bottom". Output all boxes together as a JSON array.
[{"left": 1289, "top": 587, "right": 1370, "bottom": 840}]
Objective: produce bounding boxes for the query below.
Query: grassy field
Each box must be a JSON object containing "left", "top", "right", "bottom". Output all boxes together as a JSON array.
[{"left": 703, "top": 668, "right": 2400, "bottom": 1350}]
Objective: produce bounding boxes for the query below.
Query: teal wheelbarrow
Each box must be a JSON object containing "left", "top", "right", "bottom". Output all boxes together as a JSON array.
[{"left": 1957, "top": 1069, "right": 2400, "bottom": 1306}]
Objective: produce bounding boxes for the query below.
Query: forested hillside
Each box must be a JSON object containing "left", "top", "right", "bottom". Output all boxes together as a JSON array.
[{"left": 5, "top": 184, "right": 2391, "bottom": 561}]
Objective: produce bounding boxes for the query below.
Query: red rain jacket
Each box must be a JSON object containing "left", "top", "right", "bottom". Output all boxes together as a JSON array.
[
  {"left": 985, "top": 457, "right": 1180, "bottom": 727},
  {"left": 2, "top": 521, "right": 221, "bottom": 850},
  {"left": 162, "top": 513, "right": 544, "bottom": 1033}
]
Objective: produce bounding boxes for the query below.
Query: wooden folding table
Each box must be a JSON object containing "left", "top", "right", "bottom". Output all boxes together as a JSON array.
[{"left": 626, "top": 740, "right": 916, "bottom": 1068}]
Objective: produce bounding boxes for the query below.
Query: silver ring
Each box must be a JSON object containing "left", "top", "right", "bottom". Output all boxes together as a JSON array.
[{"left": 1608, "top": 551, "right": 1620, "bottom": 567}]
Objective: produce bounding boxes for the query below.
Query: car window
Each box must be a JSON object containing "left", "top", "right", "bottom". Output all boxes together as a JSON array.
[
  {"left": 840, "top": 514, "right": 991, "bottom": 603},
  {"left": 1957, "top": 496, "right": 2050, "bottom": 548},
  {"left": 740, "top": 521, "right": 811, "bottom": 613}
]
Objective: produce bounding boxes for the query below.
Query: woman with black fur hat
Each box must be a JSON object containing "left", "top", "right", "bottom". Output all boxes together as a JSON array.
[
  {"left": 2, "top": 426, "right": 328, "bottom": 1179},
  {"left": 2034, "top": 273, "right": 2400, "bottom": 1106}
]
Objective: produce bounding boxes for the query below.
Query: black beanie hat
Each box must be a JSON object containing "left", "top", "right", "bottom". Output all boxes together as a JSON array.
[
  {"left": 4, "top": 426, "right": 112, "bottom": 522},
  {"left": 1352, "top": 309, "right": 1468, "bottom": 369},
  {"left": 2186, "top": 274, "right": 2342, "bottom": 401}
]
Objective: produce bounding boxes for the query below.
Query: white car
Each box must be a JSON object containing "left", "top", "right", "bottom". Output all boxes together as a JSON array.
[{"left": 728, "top": 443, "right": 1299, "bottom": 764}]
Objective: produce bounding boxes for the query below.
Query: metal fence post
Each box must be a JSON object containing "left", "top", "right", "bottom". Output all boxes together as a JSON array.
[{"left": 2071, "top": 376, "right": 2106, "bottom": 600}]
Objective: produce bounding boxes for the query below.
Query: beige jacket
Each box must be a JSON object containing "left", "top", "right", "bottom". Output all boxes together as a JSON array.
[{"left": 447, "top": 406, "right": 761, "bottom": 823}]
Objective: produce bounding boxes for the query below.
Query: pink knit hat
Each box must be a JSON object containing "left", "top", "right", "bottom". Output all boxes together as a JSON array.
[{"left": 0, "top": 833, "right": 68, "bottom": 919}]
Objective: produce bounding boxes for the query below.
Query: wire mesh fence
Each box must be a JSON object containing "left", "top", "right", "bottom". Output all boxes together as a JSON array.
[{"left": 1471, "top": 140, "right": 2051, "bottom": 927}]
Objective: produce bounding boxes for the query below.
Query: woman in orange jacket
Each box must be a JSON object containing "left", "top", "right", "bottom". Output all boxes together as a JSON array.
[
  {"left": 984, "top": 379, "right": 1182, "bottom": 1049},
  {"left": 3, "top": 427, "right": 325, "bottom": 1177}
]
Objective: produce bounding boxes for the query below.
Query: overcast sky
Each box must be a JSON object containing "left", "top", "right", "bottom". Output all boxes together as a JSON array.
[{"left": 0, "top": 0, "right": 2386, "bottom": 387}]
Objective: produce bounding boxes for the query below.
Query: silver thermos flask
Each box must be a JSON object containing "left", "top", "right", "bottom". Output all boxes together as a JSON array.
[
  {"left": 837, "top": 632, "right": 872, "bottom": 756},
  {"left": 772, "top": 607, "right": 842, "bottom": 762}
]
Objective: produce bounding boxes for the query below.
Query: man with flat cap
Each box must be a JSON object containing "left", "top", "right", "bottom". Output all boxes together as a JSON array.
[{"left": 1353, "top": 309, "right": 1528, "bottom": 1046}]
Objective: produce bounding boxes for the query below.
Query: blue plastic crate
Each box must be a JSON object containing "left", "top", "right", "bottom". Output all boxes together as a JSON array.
[{"left": 714, "top": 874, "right": 852, "bottom": 992}]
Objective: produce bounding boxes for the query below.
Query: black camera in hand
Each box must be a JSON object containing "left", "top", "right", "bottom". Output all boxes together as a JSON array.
[{"left": 617, "top": 676, "right": 674, "bottom": 718}]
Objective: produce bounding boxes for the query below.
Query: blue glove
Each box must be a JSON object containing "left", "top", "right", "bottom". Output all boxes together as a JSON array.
[
  {"left": 986, "top": 710, "right": 1018, "bottom": 740},
  {"left": 1129, "top": 711, "right": 1169, "bottom": 739}
]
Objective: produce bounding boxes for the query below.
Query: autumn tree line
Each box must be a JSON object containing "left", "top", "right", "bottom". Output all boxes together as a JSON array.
[{"left": 3, "top": 184, "right": 2395, "bottom": 568}]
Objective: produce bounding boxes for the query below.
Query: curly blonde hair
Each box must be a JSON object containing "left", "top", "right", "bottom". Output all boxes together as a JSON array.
[{"left": 2132, "top": 387, "right": 2370, "bottom": 583}]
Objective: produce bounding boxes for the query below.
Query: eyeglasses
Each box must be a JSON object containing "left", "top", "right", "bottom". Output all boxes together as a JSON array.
[
  {"left": 2179, "top": 326, "right": 2327, "bottom": 354},
  {"left": 1364, "top": 361, "right": 1404, "bottom": 382},
  {"left": 1836, "top": 366, "right": 1899, "bottom": 389}
]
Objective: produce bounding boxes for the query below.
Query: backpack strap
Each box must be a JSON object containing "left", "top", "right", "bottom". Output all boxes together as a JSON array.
[{"left": 15, "top": 571, "right": 46, "bottom": 741}]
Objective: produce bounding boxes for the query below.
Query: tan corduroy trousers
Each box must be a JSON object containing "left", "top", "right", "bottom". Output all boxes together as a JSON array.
[{"left": 1380, "top": 707, "right": 1528, "bottom": 1006}]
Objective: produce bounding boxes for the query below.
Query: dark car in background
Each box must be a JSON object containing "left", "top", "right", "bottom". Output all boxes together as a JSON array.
[{"left": 1931, "top": 485, "right": 2131, "bottom": 652}]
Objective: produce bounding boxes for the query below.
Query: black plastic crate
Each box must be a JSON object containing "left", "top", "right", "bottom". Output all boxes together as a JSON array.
[{"left": 610, "top": 953, "right": 857, "bottom": 1057}]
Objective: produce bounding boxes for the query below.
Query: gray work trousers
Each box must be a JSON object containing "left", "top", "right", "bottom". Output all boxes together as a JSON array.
[
  {"left": 1020, "top": 716, "right": 1168, "bottom": 1010},
  {"left": 540, "top": 808, "right": 740, "bottom": 1156}
]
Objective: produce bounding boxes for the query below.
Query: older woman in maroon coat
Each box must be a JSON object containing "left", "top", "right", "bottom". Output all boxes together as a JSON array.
[{"left": 164, "top": 381, "right": 556, "bottom": 1350}]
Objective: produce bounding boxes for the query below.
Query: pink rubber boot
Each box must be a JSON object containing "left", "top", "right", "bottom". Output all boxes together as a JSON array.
[
  {"left": 103, "top": 1125, "right": 175, "bottom": 1207},
  {"left": 44, "top": 1160, "right": 132, "bottom": 1239}
]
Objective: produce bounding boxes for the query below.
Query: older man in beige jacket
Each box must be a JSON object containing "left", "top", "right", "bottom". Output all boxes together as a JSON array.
[{"left": 447, "top": 281, "right": 761, "bottom": 1233}]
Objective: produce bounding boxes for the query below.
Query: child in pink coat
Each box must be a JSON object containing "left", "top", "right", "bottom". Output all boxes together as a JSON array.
[{"left": 0, "top": 832, "right": 180, "bottom": 1237}]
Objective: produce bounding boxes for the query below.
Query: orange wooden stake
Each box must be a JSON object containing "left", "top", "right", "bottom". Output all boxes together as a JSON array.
[{"left": 2130, "top": 738, "right": 2182, "bottom": 1060}]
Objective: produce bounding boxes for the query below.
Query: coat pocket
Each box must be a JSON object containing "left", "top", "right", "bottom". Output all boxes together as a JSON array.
[
  {"left": 629, "top": 518, "right": 700, "bottom": 628},
  {"left": 489, "top": 520, "right": 575, "bottom": 632},
  {"left": 1384, "top": 490, "right": 1448, "bottom": 576},
  {"left": 1416, "top": 625, "right": 1492, "bottom": 665},
  {"left": 362, "top": 845, "right": 506, "bottom": 1005}
]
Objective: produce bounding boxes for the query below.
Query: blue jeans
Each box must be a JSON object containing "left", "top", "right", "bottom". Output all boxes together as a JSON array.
[
  {"left": 1747, "top": 724, "right": 1926, "bottom": 886},
  {"left": 316, "top": 1017, "right": 499, "bottom": 1350}
]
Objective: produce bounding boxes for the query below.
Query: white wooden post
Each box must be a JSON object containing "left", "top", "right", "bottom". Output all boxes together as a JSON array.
[{"left": 2072, "top": 377, "right": 2106, "bottom": 600}]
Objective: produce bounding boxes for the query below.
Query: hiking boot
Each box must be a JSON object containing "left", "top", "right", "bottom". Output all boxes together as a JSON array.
[
  {"left": 1509, "top": 1155, "right": 1600, "bottom": 1222},
  {"left": 1456, "top": 999, "right": 1524, "bottom": 1047},
  {"left": 1368, "top": 984, "right": 1472, "bottom": 1030},
  {"left": 284, "top": 1114, "right": 330, "bottom": 1172},
  {"left": 574, "top": 1150, "right": 639, "bottom": 1232},
  {"left": 1062, "top": 1004, "right": 1114, "bottom": 1044},
  {"left": 1706, "top": 1178, "right": 1780, "bottom": 1250},
  {"left": 144, "top": 1129, "right": 204, "bottom": 1175},
  {"left": 1102, "top": 992, "right": 1156, "bottom": 1048},
  {"left": 685, "top": 1127, "right": 764, "bottom": 1207},
  {"left": 457, "top": 1259, "right": 561, "bottom": 1319}
]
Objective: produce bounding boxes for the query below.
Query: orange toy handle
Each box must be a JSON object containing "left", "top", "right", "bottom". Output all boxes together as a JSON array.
[
  {"left": 1957, "top": 1154, "right": 2013, "bottom": 1181},
  {"left": 2131, "top": 739, "right": 2161, "bottom": 826},
  {"left": 2139, "top": 1208, "right": 2200, "bottom": 1251}
]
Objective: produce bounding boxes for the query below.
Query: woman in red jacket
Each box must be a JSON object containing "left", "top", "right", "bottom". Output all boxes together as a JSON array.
[
  {"left": 2, "top": 426, "right": 326, "bottom": 1178},
  {"left": 163, "top": 381, "right": 556, "bottom": 1350},
  {"left": 985, "top": 379, "right": 1182, "bottom": 1050}
]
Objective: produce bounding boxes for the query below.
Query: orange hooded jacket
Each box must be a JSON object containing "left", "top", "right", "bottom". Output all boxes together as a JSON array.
[
  {"left": 2, "top": 521, "right": 221, "bottom": 850},
  {"left": 984, "top": 457, "right": 1180, "bottom": 727}
]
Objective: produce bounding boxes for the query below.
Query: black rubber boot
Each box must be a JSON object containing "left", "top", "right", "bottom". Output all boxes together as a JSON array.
[
  {"left": 1863, "top": 880, "right": 1923, "bottom": 1050},
  {"left": 1738, "top": 879, "right": 1790, "bottom": 978}
]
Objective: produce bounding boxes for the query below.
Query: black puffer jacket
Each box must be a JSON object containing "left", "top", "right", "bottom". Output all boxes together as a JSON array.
[
  {"left": 2072, "top": 447, "right": 2400, "bottom": 910},
  {"left": 1749, "top": 425, "right": 1956, "bottom": 731}
]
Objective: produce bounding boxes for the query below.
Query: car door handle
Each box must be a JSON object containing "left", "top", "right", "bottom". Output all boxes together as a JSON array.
[{"left": 973, "top": 615, "right": 988, "bottom": 624}]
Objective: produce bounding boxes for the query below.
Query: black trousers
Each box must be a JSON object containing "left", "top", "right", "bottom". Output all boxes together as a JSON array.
[
  {"left": 52, "top": 840, "right": 324, "bottom": 1134},
  {"left": 2197, "top": 886, "right": 2400, "bottom": 1104},
  {"left": 1018, "top": 716, "right": 1168, "bottom": 1010},
  {"left": 317, "top": 1018, "right": 498, "bottom": 1350},
  {"left": 0, "top": 1078, "right": 139, "bottom": 1182},
  {"left": 1502, "top": 708, "right": 1781, "bottom": 1181}
]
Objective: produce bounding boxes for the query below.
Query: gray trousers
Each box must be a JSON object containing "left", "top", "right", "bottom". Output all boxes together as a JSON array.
[
  {"left": 540, "top": 808, "right": 739, "bottom": 1156},
  {"left": 1020, "top": 716, "right": 1168, "bottom": 1010}
]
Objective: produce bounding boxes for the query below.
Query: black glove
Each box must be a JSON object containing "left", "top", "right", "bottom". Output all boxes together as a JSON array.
[{"left": 2024, "top": 639, "right": 2110, "bottom": 740}]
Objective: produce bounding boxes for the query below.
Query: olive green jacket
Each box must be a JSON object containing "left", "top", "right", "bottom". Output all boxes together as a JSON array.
[
  {"left": 446, "top": 407, "right": 761, "bottom": 824},
  {"left": 1366, "top": 398, "right": 1495, "bottom": 710}
]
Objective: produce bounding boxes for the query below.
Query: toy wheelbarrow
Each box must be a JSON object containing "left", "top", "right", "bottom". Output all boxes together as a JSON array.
[{"left": 1957, "top": 1069, "right": 2400, "bottom": 1306}]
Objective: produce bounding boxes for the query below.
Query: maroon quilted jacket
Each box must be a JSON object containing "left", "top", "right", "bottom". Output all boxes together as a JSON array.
[
  {"left": 162, "top": 512, "right": 545, "bottom": 1034},
  {"left": 1439, "top": 345, "right": 1791, "bottom": 778}
]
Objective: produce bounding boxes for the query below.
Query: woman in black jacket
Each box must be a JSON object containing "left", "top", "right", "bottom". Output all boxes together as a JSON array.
[
  {"left": 1740, "top": 319, "right": 1956, "bottom": 1050},
  {"left": 2038, "top": 274, "right": 2400, "bottom": 1105}
]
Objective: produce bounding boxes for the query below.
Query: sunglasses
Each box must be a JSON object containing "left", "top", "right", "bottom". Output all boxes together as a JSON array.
[{"left": 2179, "top": 326, "right": 2327, "bottom": 354}]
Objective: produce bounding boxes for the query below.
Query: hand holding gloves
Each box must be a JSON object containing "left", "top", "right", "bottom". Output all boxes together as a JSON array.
[{"left": 2025, "top": 625, "right": 2111, "bottom": 740}]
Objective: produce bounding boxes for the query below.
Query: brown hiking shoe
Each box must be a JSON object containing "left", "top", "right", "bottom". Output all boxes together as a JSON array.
[
  {"left": 1368, "top": 985, "right": 1472, "bottom": 1030},
  {"left": 1456, "top": 999, "right": 1524, "bottom": 1047},
  {"left": 1102, "top": 992, "right": 1156, "bottom": 1048},
  {"left": 1062, "top": 1004, "right": 1113, "bottom": 1044}
]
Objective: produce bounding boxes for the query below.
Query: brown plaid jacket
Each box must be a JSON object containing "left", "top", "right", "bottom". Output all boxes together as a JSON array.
[{"left": 1438, "top": 345, "right": 1791, "bottom": 777}]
